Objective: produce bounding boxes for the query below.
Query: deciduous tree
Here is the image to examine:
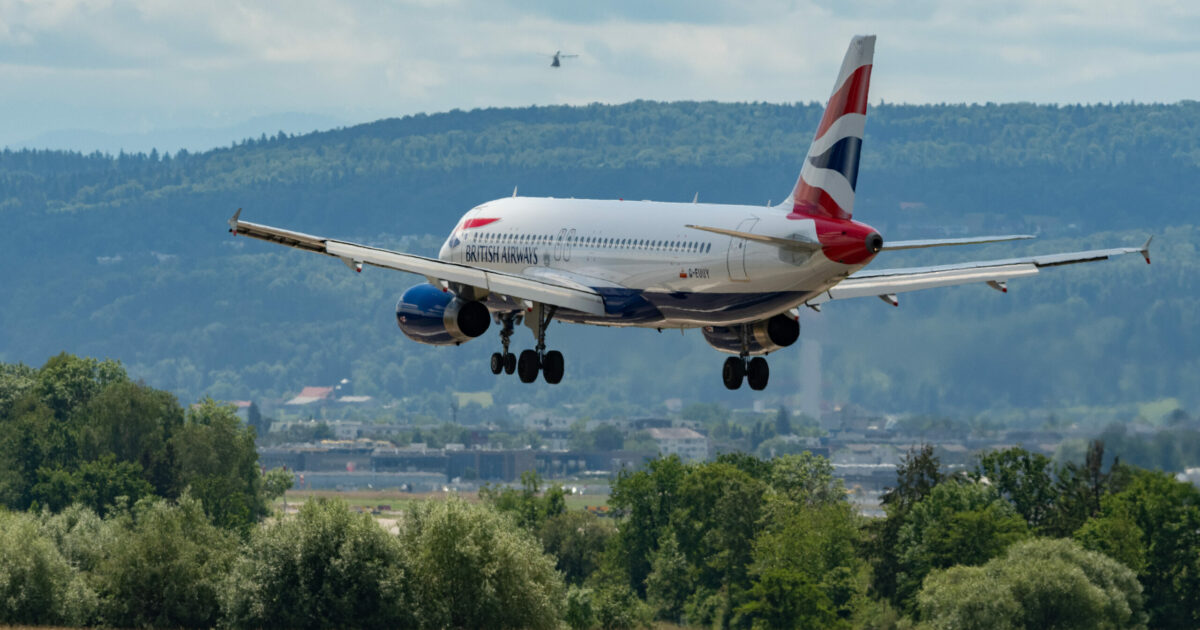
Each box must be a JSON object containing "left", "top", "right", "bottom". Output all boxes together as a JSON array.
[
  {"left": 92, "top": 495, "right": 235, "bottom": 629},
  {"left": 171, "top": 398, "right": 266, "bottom": 531},
  {"left": 402, "top": 497, "right": 565, "bottom": 630},
  {"left": 918, "top": 538, "right": 1146, "bottom": 630},
  {"left": 895, "top": 480, "right": 1028, "bottom": 612},
  {"left": 224, "top": 497, "right": 410, "bottom": 630}
]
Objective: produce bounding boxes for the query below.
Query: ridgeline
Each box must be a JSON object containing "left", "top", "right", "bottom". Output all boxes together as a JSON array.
[{"left": 1, "top": 101, "right": 1196, "bottom": 416}]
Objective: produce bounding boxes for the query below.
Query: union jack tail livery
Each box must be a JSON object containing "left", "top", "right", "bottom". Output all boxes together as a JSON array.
[{"left": 786, "top": 34, "right": 875, "bottom": 221}]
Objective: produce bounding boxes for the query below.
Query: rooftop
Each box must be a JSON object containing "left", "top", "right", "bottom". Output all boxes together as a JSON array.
[
  {"left": 285, "top": 386, "right": 334, "bottom": 405},
  {"left": 647, "top": 427, "right": 705, "bottom": 440}
]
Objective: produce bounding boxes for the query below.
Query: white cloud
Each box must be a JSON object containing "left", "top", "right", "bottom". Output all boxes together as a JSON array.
[{"left": 0, "top": 0, "right": 1197, "bottom": 151}]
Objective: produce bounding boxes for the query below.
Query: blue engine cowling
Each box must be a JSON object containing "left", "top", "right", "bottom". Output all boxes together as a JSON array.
[
  {"left": 396, "top": 283, "right": 491, "bottom": 346},
  {"left": 702, "top": 313, "right": 800, "bottom": 356}
]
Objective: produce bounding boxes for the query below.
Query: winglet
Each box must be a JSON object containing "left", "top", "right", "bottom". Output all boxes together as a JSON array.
[
  {"left": 1140, "top": 236, "right": 1153, "bottom": 264},
  {"left": 228, "top": 208, "right": 242, "bottom": 234}
]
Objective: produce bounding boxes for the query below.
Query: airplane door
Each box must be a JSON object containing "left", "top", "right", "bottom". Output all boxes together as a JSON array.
[{"left": 726, "top": 218, "right": 758, "bottom": 281}]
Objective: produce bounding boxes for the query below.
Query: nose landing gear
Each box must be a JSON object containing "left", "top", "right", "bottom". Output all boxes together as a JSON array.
[{"left": 490, "top": 313, "right": 518, "bottom": 375}]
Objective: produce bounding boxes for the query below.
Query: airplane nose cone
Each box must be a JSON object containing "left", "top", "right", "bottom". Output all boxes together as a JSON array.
[{"left": 866, "top": 232, "right": 883, "bottom": 254}]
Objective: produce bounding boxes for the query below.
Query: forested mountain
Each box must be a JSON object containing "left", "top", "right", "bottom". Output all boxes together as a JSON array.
[{"left": 1, "top": 101, "right": 1196, "bottom": 419}]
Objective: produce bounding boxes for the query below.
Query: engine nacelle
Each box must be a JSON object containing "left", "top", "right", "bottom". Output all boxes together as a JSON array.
[
  {"left": 702, "top": 313, "right": 800, "bottom": 356},
  {"left": 395, "top": 283, "right": 490, "bottom": 346}
]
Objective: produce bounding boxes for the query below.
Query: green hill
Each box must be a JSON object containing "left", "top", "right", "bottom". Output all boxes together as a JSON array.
[{"left": 1, "top": 101, "right": 1196, "bottom": 419}]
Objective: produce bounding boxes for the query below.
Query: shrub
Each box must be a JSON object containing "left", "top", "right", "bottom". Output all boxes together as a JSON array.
[
  {"left": 918, "top": 537, "right": 1147, "bottom": 630},
  {"left": 565, "top": 585, "right": 598, "bottom": 630},
  {"left": 0, "top": 509, "right": 94, "bottom": 626},
  {"left": 402, "top": 496, "right": 565, "bottom": 630},
  {"left": 91, "top": 495, "right": 236, "bottom": 629},
  {"left": 224, "top": 497, "right": 410, "bottom": 630},
  {"left": 592, "top": 581, "right": 652, "bottom": 630}
]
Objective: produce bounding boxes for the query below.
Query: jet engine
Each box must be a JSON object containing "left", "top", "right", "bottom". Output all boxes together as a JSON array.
[
  {"left": 702, "top": 313, "right": 800, "bottom": 356},
  {"left": 395, "top": 283, "right": 490, "bottom": 345}
]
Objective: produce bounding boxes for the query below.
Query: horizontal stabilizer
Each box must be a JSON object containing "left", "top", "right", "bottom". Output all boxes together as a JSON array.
[
  {"left": 685, "top": 224, "right": 821, "bottom": 251},
  {"left": 881, "top": 234, "right": 1034, "bottom": 251}
]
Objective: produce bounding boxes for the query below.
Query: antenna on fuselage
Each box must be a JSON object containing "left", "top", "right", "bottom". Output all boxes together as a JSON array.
[
  {"left": 512, "top": 186, "right": 518, "bottom": 198},
  {"left": 693, "top": 192, "right": 699, "bottom": 204}
]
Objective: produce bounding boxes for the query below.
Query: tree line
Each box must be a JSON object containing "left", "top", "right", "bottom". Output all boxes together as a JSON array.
[
  {"left": 3, "top": 101, "right": 1199, "bottom": 223},
  {"left": 0, "top": 353, "right": 267, "bottom": 529},
  {"left": 0, "top": 496, "right": 563, "bottom": 629},
  {"left": 4, "top": 353, "right": 1200, "bottom": 628}
]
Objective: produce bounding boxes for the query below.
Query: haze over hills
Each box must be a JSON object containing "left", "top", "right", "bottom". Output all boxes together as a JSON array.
[
  {"left": 0, "top": 101, "right": 1196, "bottom": 420},
  {"left": 6, "top": 112, "right": 349, "bottom": 157}
]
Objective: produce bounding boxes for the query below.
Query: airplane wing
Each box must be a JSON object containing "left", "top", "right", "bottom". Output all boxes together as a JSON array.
[
  {"left": 227, "top": 211, "right": 607, "bottom": 315},
  {"left": 809, "top": 239, "right": 1152, "bottom": 306}
]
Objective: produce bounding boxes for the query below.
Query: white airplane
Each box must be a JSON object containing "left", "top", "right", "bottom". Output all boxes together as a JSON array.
[{"left": 228, "top": 35, "right": 1150, "bottom": 391}]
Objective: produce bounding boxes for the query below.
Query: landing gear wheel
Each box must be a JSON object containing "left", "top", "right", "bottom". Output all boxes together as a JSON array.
[
  {"left": 517, "top": 349, "right": 541, "bottom": 383},
  {"left": 490, "top": 352, "right": 504, "bottom": 375},
  {"left": 747, "top": 357, "right": 770, "bottom": 391},
  {"left": 722, "top": 356, "right": 745, "bottom": 390},
  {"left": 503, "top": 352, "right": 516, "bottom": 375},
  {"left": 542, "top": 350, "right": 564, "bottom": 384}
]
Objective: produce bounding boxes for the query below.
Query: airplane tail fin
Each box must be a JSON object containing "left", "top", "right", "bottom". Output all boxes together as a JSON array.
[{"left": 785, "top": 35, "right": 875, "bottom": 221}]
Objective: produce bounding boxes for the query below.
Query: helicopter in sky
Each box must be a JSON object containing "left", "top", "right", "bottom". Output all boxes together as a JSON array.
[{"left": 547, "top": 51, "right": 578, "bottom": 67}]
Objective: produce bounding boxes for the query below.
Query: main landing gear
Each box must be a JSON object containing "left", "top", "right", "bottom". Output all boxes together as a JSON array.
[
  {"left": 722, "top": 324, "right": 770, "bottom": 391},
  {"left": 723, "top": 356, "right": 770, "bottom": 391},
  {"left": 491, "top": 305, "right": 564, "bottom": 385}
]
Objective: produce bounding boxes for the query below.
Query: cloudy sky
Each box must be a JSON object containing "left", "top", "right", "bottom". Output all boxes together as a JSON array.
[{"left": 1, "top": 0, "right": 1197, "bottom": 153}]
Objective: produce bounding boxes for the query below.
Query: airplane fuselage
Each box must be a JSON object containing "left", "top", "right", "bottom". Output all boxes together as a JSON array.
[{"left": 437, "top": 196, "right": 880, "bottom": 328}]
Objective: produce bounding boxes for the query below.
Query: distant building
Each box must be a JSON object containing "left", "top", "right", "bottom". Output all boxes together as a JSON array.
[
  {"left": 448, "top": 450, "right": 536, "bottom": 482},
  {"left": 536, "top": 429, "right": 571, "bottom": 451},
  {"left": 286, "top": 386, "right": 334, "bottom": 406},
  {"left": 630, "top": 417, "right": 672, "bottom": 431},
  {"left": 535, "top": 449, "right": 645, "bottom": 477},
  {"left": 646, "top": 427, "right": 709, "bottom": 462},
  {"left": 262, "top": 442, "right": 540, "bottom": 482},
  {"left": 229, "top": 400, "right": 253, "bottom": 422},
  {"left": 821, "top": 403, "right": 878, "bottom": 433},
  {"left": 833, "top": 443, "right": 896, "bottom": 466},
  {"left": 328, "top": 421, "right": 366, "bottom": 440}
]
